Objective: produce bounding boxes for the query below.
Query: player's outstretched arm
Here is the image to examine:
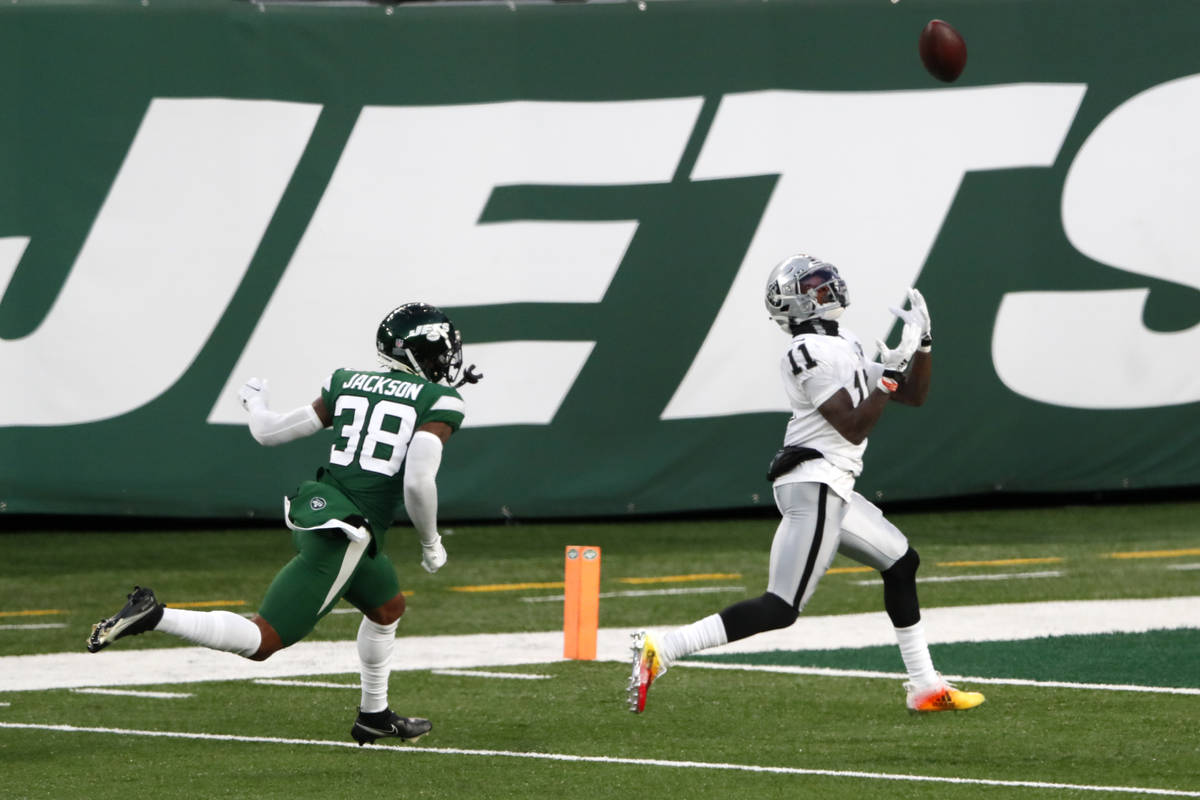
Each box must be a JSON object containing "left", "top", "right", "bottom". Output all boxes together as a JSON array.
[
  {"left": 887, "top": 288, "right": 933, "bottom": 406},
  {"left": 239, "top": 377, "right": 325, "bottom": 446},
  {"left": 889, "top": 350, "right": 931, "bottom": 407},
  {"left": 820, "top": 312, "right": 924, "bottom": 443}
]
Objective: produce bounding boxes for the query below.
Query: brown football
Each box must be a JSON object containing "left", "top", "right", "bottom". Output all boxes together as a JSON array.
[{"left": 919, "top": 19, "right": 967, "bottom": 83}]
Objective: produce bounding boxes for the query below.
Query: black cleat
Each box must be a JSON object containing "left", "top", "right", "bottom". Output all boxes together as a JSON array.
[
  {"left": 350, "top": 708, "right": 432, "bottom": 746},
  {"left": 87, "top": 586, "right": 165, "bottom": 653}
]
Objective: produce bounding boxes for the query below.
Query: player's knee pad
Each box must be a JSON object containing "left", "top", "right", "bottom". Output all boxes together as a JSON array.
[
  {"left": 755, "top": 592, "right": 799, "bottom": 628},
  {"left": 880, "top": 547, "right": 921, "bottom": 628},
  {"left": 881, "top": 547, "right": 920, "bottom": 584},
  {"left": 719, "top": 592, "right": 798, "bottom": 642}
]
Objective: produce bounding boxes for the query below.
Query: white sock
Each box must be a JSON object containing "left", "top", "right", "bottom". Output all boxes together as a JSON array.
[
  {"left": 155, "top": 608, "right": 262, "bottom": 658},
  {"left": 659, "top": 613, "right": 728, "bottom": 667},
  {"left": 894, "top": 620, "right": 940, "bottom": 688},
  {"left": 357, "top": 616, "right": 397, "bottom": 713}
]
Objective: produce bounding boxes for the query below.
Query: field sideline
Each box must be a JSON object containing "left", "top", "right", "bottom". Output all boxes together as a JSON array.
[
  {"left": 4, "top": 596, "right": 1198, "bottom": 693},
  {"left": 2, "top": 501, "right": 1199, "bottom": 799}
]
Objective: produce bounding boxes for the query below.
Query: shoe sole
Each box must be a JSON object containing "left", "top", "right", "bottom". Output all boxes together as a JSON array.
[
  {"left": 350, "top": 723, "right": 431, "bottom": 746},
  {"left": 907, "top": 700, "right": 984, "bottom": 714},
  {"left": 87, "top": 599, "right": 162, "bottom": 653},
  {"left": 626, "top": 631, "right": 657, "bottom": 714},
  {"left": 86, "top": 624, "right": 112, "bottom": 653},
  {"left": 907, "top": 696, "right": 986, "bottom": 713}
]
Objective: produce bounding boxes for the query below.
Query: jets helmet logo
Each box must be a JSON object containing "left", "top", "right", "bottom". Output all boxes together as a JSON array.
[{"left": 406, "top": 322, "right": 450, "bottom": 342}]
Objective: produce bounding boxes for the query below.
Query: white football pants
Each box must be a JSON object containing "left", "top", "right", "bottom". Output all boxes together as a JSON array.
[{"left": 767, "top": 482, "right": 909, "bottom": 612}]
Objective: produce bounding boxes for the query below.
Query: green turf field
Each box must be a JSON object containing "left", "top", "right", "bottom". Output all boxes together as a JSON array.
[{"left": 2, "top": 500, "right": 1198, "bottom": 799}]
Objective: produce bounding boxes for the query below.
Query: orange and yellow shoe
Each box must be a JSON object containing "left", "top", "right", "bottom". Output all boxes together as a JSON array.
[
  {"left": 905, "top": 676, "right": 986, "bottom": 712},
  {"left": 626, "top": 630, "right": 666, "bottom": 713}
]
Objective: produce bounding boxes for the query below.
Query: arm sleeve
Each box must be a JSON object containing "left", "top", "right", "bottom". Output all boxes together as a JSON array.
[
  {"left": 247, "top": 403, "right": 323, "bottom": 447},
  {"left": 403, "top": 430, "right": 444, "bottom": 546}
]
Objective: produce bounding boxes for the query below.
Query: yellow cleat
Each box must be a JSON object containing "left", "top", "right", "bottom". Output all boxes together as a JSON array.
[
  {"left": 905, "top": 676, "right": 986, "bottom": 712},
  {"left": 626, "top": 630, "right": 666, "bottom": 713}
]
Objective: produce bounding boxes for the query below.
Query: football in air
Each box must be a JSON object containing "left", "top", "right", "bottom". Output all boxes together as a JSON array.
[{"left": 918, "top": 19, "right": 967, "bottom": 83}]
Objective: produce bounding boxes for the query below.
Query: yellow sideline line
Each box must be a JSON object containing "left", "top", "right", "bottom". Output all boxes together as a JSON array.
[
  {"left": 168, "top": 600, "right": 246, "bottom": 609},
  {"left": 0, "top": 609, "right": 65, "bottom": 617},
  {"left": 937, "top": 557, "right": 1064, "bottom": 567},
  {"left": 1107, "top": 547, "right": 1200, "bottom": 560},
  {"left": 452, "top": 573, "right": 746, "bottom": 592},
  {"left": 450, "top": 582, "right": 564, "bottom": 593},
  {"left": 618, "top": 573, "right": 741, "bottom": 585},
  {"left": 826, "top": 566, "right": 874, "bottom": 574}
]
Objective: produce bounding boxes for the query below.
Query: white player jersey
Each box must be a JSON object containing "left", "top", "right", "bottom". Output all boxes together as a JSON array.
[{"left": 774, "top": 327, "right": 884, "bottom": 498}]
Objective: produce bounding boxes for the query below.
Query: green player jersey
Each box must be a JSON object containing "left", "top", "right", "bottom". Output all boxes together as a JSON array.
[{"left": 309, "top": 367, "right": 465, "bottom": 542}]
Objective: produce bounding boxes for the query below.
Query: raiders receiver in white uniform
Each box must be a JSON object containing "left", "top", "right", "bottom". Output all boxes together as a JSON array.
[{"left": 628, "top": 254, "right": 985, "bottom": 714}]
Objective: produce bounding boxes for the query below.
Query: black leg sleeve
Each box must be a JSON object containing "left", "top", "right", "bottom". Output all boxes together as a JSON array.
[
  {"left": 880, "top": 547, "right": 922, "bottom": 628},
  {"left": 718, "top": 592, "right": 798, "bottom": 643}
]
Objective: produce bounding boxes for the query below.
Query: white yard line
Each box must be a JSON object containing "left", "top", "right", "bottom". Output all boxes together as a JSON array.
[
  {"left": 854, "top": 571, "right": 1063, "bottom": 585},
  {"left": 3, "top": 596, "right": 1197, "bottom": 693},
  {"left": 254, "top": 679, "right": 359, "bottom": 689},
  {"left": 0, "top": 722, "right": 1196, "bottom": 798},
  {"left": 432, "top": 669, "right": 552, "bottom": 680},
  {"left": 70, "top": 688, "right": 193, "bottom": 699},
  {"left": 0, "top": 623, "right": 68, "bottom": 630},
  {"left": 676, "top": 663, "right": 1200, "bottom": 696}
]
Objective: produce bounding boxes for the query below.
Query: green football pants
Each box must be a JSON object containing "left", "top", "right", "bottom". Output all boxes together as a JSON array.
[{"left": 258, "top": 529, "right": 400, "bottom": 647}]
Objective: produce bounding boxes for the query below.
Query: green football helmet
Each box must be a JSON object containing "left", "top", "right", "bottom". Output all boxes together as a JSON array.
[{"left": 376, "top": 303, "right": 463, "bottom": 386}]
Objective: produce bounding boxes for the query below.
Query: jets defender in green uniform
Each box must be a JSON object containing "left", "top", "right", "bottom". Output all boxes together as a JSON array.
[{"left": 88, "top": 302, "right": 481, "bottom": 746}]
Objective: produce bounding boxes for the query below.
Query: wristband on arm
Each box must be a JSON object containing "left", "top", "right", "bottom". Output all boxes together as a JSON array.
[{"left": 878, "top": 371, "right": 902, "bottom": 394}]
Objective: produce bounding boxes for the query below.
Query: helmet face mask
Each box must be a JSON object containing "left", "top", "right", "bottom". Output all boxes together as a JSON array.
[
  {"left": 764, "top": 254, "right": 849, "bottom": 331},
  {"left": 375, "top": 303, "right": 463, "bottom": 386}
]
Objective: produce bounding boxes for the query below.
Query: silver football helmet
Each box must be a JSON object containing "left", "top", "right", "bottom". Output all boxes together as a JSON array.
[{"left": 764, "top": 254, "right": 850, "bottom": 331}]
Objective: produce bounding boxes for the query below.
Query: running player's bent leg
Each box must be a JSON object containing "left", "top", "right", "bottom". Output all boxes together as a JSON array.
[
  {"left": 880, "top": 548, "right": 920, "bottom": 628},
  {"left": 763, "top": 482, "right": 844, "bottom": 615},
  {"left": 837, "top": 491, "right": 909, "bottom": 570},
  {"left": 837, "top": 491, "right": 938, "bottom": 690},
  {"left": 837, "top": 492, "right": 918, "bottom": 626},
  {"left": 154, "top": 606, "right": 264, "bottom": 658},
  {"left": 344, "top": 551, "right": 404, "bottom": 625},
  {"left": 718, "top": 592, "right": 797, "bottom": 641},
  {"left": 356, "top": 614, "right": 397, "bottom": 714},
  {"left": 657, "top": 482, "right": 844, "bottom": 665},
  {"left": 258, "top": 529, "right": 371, "bottom": 648},
  {"left": 343, "top": 552, "right": 404, "bottom": 716}
]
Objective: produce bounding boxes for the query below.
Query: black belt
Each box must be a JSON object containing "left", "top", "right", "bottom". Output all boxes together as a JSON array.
[{"left": 766, "top": 446, "right": 823, "bottom": 482}]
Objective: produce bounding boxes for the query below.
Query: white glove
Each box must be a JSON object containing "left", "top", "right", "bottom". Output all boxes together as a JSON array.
[
  {"left": 421, "top": 535, "right": 447, "bottom": 574},
  {"left": 889, "top": 288, "right": 932, "bottom": 351},
  {"left": 875, "top": 322, "right": 921, "bottom": 393},
  {"left": 239, "top": 377, "right": 269, "bottom": 411}
]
